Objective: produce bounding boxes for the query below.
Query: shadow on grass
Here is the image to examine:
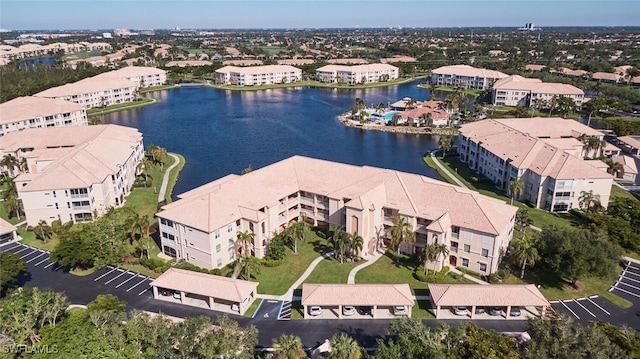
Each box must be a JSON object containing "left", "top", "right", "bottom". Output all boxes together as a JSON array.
[
  {"left": 292, "top": 288, "right": 302, "bottom": 297},
  {"left": 513, "top": 264, "right": 567, "bottom": 291},
  {"left": 310, "top": 240, "right": 332, "bottom": 255},
  {"left": 384, "top": 250, "right": 421, "bottom": 272},
  {"left": 413, "top": 288, "right": 431, "bottom": 297}
]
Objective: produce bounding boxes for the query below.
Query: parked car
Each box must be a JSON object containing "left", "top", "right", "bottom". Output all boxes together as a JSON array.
[
  {"left": 159, "top": 289, "right": 172, "bottom": 296},
  {"left": 393, "top": 306, "right": 407, "bottom": 316},
  {"left": 489, "top": 307, "right": 504, "bottom": 316},
  {"left": 475, "top": 307, "right": 486, "bottom": 314},
  {"left": 309, "top": 306, "right": 322, "bottom": 316},
  {"left": 356, "top": 306, "right": 372, "bottom": 315},
  {"left": 453, "top": 306, "right": 470, "bottom": 316},
  {"left": 510, "top": 307, "right": 522, "bottom": 317},
  {"left": 231, "top": 303, "right": 239, "bottom": 312},
  {"left": 172, "top": 292, "right": 181, "bottom": 300},
  {"left": 343, "top": 306, "right": 356, "bottom": 316}
]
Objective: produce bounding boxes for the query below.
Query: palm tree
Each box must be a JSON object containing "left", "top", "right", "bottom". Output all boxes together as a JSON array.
[
  {"left": 422, "top": 244, "right": 437, "bottom": 276},
  {"left": 511, "top": 234, "right": 541, "bottom": 279},
  {"left": 125, "top": 212, "right": 142, "bottom": 243},
  {"left": 137, "top": 236, "right": 156, "bottom": 259},
  {"left": 608, "top": 160, "right": 625, "bottom": 178},
  {"left": 137, "top": 156, "right": 154, "bottom": 182},
  {"left": 235, "top": 230, "right": 255, "bottom": 257},
  {"left": 286, "top": 220, "right": 307, "bottom": 254},
  {"left": 387, "top": 216, "right": 415, "bottom": 264},
  {"left": 273, "top": 334, "right": 306, "bottom": 359},
  {"left": 433, "top": 243, "right": 449, "bottom": 270},
  {"left": 354, "top": 98, "right": 365, "bottom": 111},
  {"left": 391, "top": 113, "right": 402, "bottom": 126},
  {"left": 329, "top": 225, "right": 350, "bottom": 264},
  {"left": 376, "top": 102, "right": 385, "bottom": 114},
  {"left": 33, "top": 220, "right": 53, "bottom": 243},
  {"left": 233, "top": 253, "right": 261, "bottom": 280},
  {"left": 515, "top": 208, "right": 533, "bottom": 235},
  {"left": 350, "top": 232, "right": 364, "bottom": 259},
  {"left": 531, "top": 97, "right": 544, "bottom": 116},
  {"left": 508, "top": 178, "right": 524, "bottom": 205},
  {"left": 578, "top": 190, "right": 601, "bottom": 213},
  {"left": 152, "top": 146, "right": 168, "bottom": 169},
  {"left": 1, "top": 154, "right": 19, "bottom": 177},
  {"left": 404, "top": 97, "right": 416, "bottom": 109},
  {"left": 438, "top": 135, "right": 453, "bottom": 158},
  {"left": 455, "top": 87, "right": 468, "bottom": 112},
  {"left": 548, "top": 95, "right": 559, "bottom": 117},
  {"left": 329, "top": 333, "right": 361, "bottom": 359}
]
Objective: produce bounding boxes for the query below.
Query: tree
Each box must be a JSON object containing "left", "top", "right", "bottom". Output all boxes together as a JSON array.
[
  {"left": 438, "top": 135, "right": 453, "bottom": 158},
  {"left": 421, "top": 244, "right": 437, "bottom": 276},
  {"left": 1, "top": 154, "right": 19, "bottom": 177},
  {"left": 232, "top": 253, "right": 261, "bottom": 280},
  {"left": 87, "top": 294, "right": 126, "bottom": 314},
  {"left": 508, "top": 178, "right": 524, "bottom": 206},
  {"left": 137, "top": 235, "right": 156, "bottom": 259},
  {"left": 329, "top": 225, "right": 349, "bottom": 264},
  {"left": 137, "top": 156, "right": 154, "bottom": 182},
  {"left": 607, "top": 160, "right": 625, "bottom": 178},
  {"left": 329, "top": 333, "right": 362, "bottom": 359},
  {"left": 350, "top": 232, "right": 364, "bottom": 258},
  {"left": 241, "top": 164, "right": 253, "bottom": 174},
  {"left": 33, "top": 220, "right": 53, "bottom": 243},
  {"left": 376, "top": 102, "right": 385, "bottom": 114},
  {"left": 387, "top": 216, "right": 416, "bottom": 264},
  {"left": 235, "top": 230, "right": 255, "bottom": 257},
  {"left": 458, "top": 322, "right": 519, "bottom": 359},
  {"left": 285, "top": 220, "right": 307, "bottom": 254},
  {"left": 510, "top": 232, "right": 541, "bottom": 279},
  {"left": 273, "top": 334, "right": 306, "bottom": 359},
  {"left": 578, "top": 190, "right": 602, "bottom": 212},
  {"left": 0, "top": 252, "right": 27, "bottom": 293}
]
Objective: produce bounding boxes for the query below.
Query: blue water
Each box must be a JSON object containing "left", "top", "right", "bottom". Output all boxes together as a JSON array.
[
  {"left": 100, "top": 82, "right": 444, "bottom": 197},
  {"left": 19, "top": 56, "right": 56, "bottom": 69}
]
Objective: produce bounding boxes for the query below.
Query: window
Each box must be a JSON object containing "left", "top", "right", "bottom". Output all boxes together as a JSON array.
[
  {"left": 227, "top": 224, "right": 233, "bottom": 232},
  {"left": 217, "top": 258, "right": 223, "bottom": 267},
  {"left": 228, "top": 238, "right": 234, "bottom": 247},
  {"left": 215, "top": 230, "right": 220, "bottom": 239},
  {"left": 481, "top": 249, "right": 489, "bottom": 257},
  {"left": 464, "top": 231, "right": 473, "bottom": 240},
  {"left": 553, "top": 203, "right": 569, "bottom": 212},
  {"left": 479, "top": 263, "right": 487, "bottom": 272},
  {"left": 463, "top": 244, "right": 471, "bottom": 253},
  {"left": 163, "top": 246, "right": 177, "bottom": 258},
  {"left": 452, "top": 226, "right": 460, "bottom": 235},
  {"left": 462, "top": 258, "right": 469, "bottom": 267},
  {"left": 481, "top": 235, "right": 492, "bottom": 244},
  {"left": 160, "top": 218, "right": 174, "bottom": 227},
  {"left": 229, "top": 249, "right": 235, "bottom": 260},
  {"left": 216, "top": 244, "right": 221, "bottom": 253}
]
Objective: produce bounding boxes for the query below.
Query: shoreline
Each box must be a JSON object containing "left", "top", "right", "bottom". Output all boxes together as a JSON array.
[{"left": 338, "top": 114, "right": 459, "bottom": 135}]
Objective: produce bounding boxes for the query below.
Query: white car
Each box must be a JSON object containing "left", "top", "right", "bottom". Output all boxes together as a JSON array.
[
  {"left": 393, "top": 306, "right": 407, "bottom": 316},
  {"left": 453, "top": 306, "right": 470, "bottom": 316},
  {"left": 309, "top": 306, "right": 322, "bottom": 316},
  {"left": 510, "top": 307, "right": 522, "bottom": 317},
  {"left": 231, "top": 303, "right": 239, "bottom": 312},
  {"left": 343, "top": 306, "right": 356, "bottom": 316}
]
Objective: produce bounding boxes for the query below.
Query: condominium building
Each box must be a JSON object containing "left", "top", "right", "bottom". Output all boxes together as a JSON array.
[
  {"left": 492, "top": 75, "right": 584, "bottom": 108},
  {"left": 0, "top": 96, "right": 87, "bottom": 137},
  {"left": 458, "top": 118, "right": 613, "bottom": 213},
  {"left": 315, "top": 64, "right": 399, "bottom": 85},
  {"left": 34, "top": 77, "right": 138, "bottom": 109},
  {"left": 92, "top": 66, "right": 167, "bottom": 88},
  {"left": 0, "top": 125, "right": 144, "bottom": 226},
  {"left": 0, "top": 42, "right": 112, "bottom": 63},
  {"left": 214, "top": 65, "right": 302, "bottom": 86},
  {"left": 156, "top": 156, "right": 517, "bottom": 274},
  {"left": 430, "top": 65, "right": 508, "bottom": 90}
]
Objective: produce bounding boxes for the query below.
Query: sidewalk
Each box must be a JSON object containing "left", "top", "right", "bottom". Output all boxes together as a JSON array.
[
  {"left": 157, "top": 153, "right": 180, "bottom": 202},
  {"left": 449, "top": 267, "right": 490, "bottom": 285},
  {"left": 347, "top": 250, "right": 384, "bottom": 284},
  {"left": 430, "top": 150, "right": 468, "bottom": 189}
]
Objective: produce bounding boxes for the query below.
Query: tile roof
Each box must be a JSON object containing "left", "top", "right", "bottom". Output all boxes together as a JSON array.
[
  {"left": 301, "top": 283, "right": 414, "bottom": 306},
  {"left": 216, "top": 64, "right": 301, "bottom": 75},
  {"left": 0, "top": 96, "right": 85, "bottom": 125},
  {"left": 316, "top": 63, "right": 398, "bottom": 73},
  {"left": 432, "top": 65, "right": 508, "bottom": 79},
  {"left": 613, "top": 155, "right": 639, "bottom": 175},
  {"left": 429, "top": 284, "right": 549, "bottom": 307},
  {"left": 150, "top": 268, "right": 258, "bottom": 302},
  {"left": 158, "top": 156, "right": 517, "bottom": 235},
  {"left": 0, "top": 218, "right": 15, "bottom": 235},
  {"left": 92, "top": 66, "right": 166, "bottom": 79},
  {"left": 493, "top": 75, "right": 583, "bottom": 95},
  {"left": 619, "top": 136, "right": 640, "bottom": 150},
  {"left": 34, "top": 77, "right": 136, "bottom": 98}
]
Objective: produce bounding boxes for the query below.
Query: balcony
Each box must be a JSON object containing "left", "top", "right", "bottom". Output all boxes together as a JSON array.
[
  {"left": 72, "top": 205, "right": 91, "bottom": 211},
  {"left": 300, "top": 208, "right": 315, "bottom": 217},
  {"left": 300, "top": 197, "right": 315, "bottom": 205},
  {"left": 449, "top": 246, "right": 458, "bottom": 253},
  {"left": 70, "top": 193, "right": 89, "bottom": 199}
]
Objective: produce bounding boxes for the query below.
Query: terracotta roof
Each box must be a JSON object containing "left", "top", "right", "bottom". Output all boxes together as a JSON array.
[
  {"left": 613, "top": 155, "right": 639, "bottom": 175},
  {"left": 592, "top": 72, "right": 620, "bottom": 82},
  {"left": 493, "top": 75, "right": 583, "bottom": 96},
  {"left": 150, "top": 268, "right": 258, "bottom": 302},
  {"left": 0, "top": 96, "right": 85, "bottom": 125},
  {"left": 432, "top": 65, "right": 508, "bottom": 79},
  {"left": 301, "top": 283, "right": 414, "bottom": 306},
  {"left": 0, "top": 218, "right": 15, "bottom": 235},
  {"left": 316, "top": 63, "right": 398, "bottom": 73},
  {"left": 619, "top": 136, "right": 640, "bottom": 150},
  {"left": 429, "top": 284, "right": 549, "bottom": 307},
  {"left": 92, "top": 66, "right": 166, "bottom": 79},
  {"left": 34, "top": 77, "right": 136, "bottom": 98},
  {"left": 158, "top": 156, "right": 517, "bottom": 235}
]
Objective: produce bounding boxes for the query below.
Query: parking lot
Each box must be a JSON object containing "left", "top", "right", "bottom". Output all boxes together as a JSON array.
[
  {"left": 0, "top": 241, "right": 69, "bottom": 272},
  {"left": 550, "top": 295, "right": 614, "bottom": 322},
  {"left": 610, "top": 261, "right": 640, "bottom": 301},
  {"left": 92, "top": 266, "right": 153, "bottom": 297}
]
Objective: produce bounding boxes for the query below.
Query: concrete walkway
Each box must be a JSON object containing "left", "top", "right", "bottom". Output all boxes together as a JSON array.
[
  {"left": 256, "top": 252, "right": 334, "bottom": 301},
  {"left": 157, "top": 153, "right": 180, "bottom": 202},
  {"left": 347, "top": 251, "right": 384, "bottom": 284},
  {"left": 430, "top": 150, "right": 468, "bottom": 189},
  {"left": 449, "top": 267, "right": 490, "bottom": 285}
]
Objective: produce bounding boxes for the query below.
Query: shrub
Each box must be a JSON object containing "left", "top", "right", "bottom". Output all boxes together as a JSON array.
[
  {"left": 140, "top": 257, "right": 165, "bottom": 270},
  {"left": 456, "top": 266, "right": 482, "bottom": 279},
  {"left": 414, "top": 266, "right": 451, "bottom": 283},
  {"left": 470, "top": 176, "right": 479, "bottom": 182},
  {"left": 497, "top": 267, "right": 510, "bottom": 280},
  {"left": 487, "top": 273, "right": 500, "bottom": 283}
]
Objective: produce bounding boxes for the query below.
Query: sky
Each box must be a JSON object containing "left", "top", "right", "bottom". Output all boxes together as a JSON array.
[{"left": 1, "top": 0, "right": 639, "bottom": 31}]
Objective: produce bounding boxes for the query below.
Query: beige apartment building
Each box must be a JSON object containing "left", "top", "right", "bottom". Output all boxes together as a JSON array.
[
  {"left": 156, "top": 156, "right": 517, "bottom": 275},
  {"left": 215, "top": 65, "right": 302, "bottom": 86},
  {"left": 315, "top": 64, "right": 399, "bottom": 85},
  {"left": 34, "top": 77, "right": 138, "bottom": 109},
  {"left": 0, "top": 125, "right": 144, "bottom": 226},
  {"left": 492, "top": 75, "right": 584, "bottom": 108},
  {"left": 0, "top": 96, "right": 87, "bottom": 137},
  {"left": 430, "top": 65, "right": 508, "bottom": 90},
  {"left": 92, "top": 66, "right": 167, "bottom": 88},
  {"left": 458, "top": 118, "right": 613, "bottom": 213},
  {"left": 0, "top": 42, "right": 111, "bottom": 63}
]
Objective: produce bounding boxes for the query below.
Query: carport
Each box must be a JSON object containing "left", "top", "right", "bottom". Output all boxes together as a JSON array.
[
  {"left": 301, "top": 283, "right": 414, "bottom": 319},
  {"left": 0, "top": 218, "right": 17, "bottom": 244},
  {"left": 150, "top": 268, "right": 258, "bottom": 315},
  {"left": 429, "top": 284, "right": 549, "bottom": 320}
]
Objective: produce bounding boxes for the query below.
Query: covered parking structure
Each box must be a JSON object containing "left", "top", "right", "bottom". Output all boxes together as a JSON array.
[
  {"left": 0, "top": 218, "right": 17, "bottom": 245},
  {"left": 429, "top": 284, "right": 549, "bottom": 320},
  {"left": 150, "top": 268, "right": 258, "bottom": 315},
  {"left": 301, "top": 283, "right": 414, "bottom": 319}
]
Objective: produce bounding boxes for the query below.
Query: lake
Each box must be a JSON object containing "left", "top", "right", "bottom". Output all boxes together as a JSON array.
[{"left": 100, "top": 82, "right": 446, "bottom": 197}]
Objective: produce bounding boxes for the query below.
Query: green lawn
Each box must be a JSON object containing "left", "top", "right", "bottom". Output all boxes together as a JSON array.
[
  {"left": 163, "top": 154, "right": 185, "bottom": 204},
  {"left": 86, "top": 98, "right": 157, "bottom": 116},
  {"left": 501, "top": 265, "right": 632, "bottom": 309},
  {"left": 611, "top": 184, "right": 640, "bottom": 202},
  {"left": 252, "top": 232, "right": 332, "bottom": 295},
  {"left": 243, "top": 299, "right": 263, "bottom": 318},
  {"left": 205, "top": 76, "right": 425, "bottom": 91},
  {"left": 139, "top": 84, "right": 178, "bottom": 94},
  {"left": 298, "top": 256, "right": 360, "bottom": 286},
  {"left": 19, "top": 228, "right": 59, "bottom": 252}
]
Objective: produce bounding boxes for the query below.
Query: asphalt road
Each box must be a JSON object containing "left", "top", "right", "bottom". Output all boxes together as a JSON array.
[{"left": 0, "top": 241, "right": 584, "bottom": 348}]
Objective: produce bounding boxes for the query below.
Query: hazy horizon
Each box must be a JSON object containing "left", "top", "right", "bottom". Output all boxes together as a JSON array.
[{"left": 1, "top": 0, "right": 639, "bottom": 31}]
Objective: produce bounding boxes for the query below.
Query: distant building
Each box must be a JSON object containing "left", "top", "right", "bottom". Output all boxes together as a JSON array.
[
  {"left": 458, "top": 118, "right": 613, "bottom": 213},
  {"left": 518, "top": 23, "right": 541, "bottom": 31},
  {"left": 0, "top": 125, "right": 144, "bottom": 226},
  {"left": 430, "top": 65, "right": 508, "bottom": 90},
  {"left": 92, "top": 66, "right": 167, "bottom": 88},
  {"left": 0, "top": 96, "right": 87, "bottom": 137},
  {"left": 156, "top": 156, "right": 517, "bottom": 274},
  {"left": 492, "top": 75, "right": 584, "bottom": 108},
  {"left": 215, "top": 65, "right": 302, "bottom": 86},
  {"left": 34, "top": 77, "right": 138, "bottom": 109},
  {"left": 591, "top": 72, "right": 620, "bottom": 83},
  {"left": 315, "top": 64, "right": 398, "bottom": 85}
]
